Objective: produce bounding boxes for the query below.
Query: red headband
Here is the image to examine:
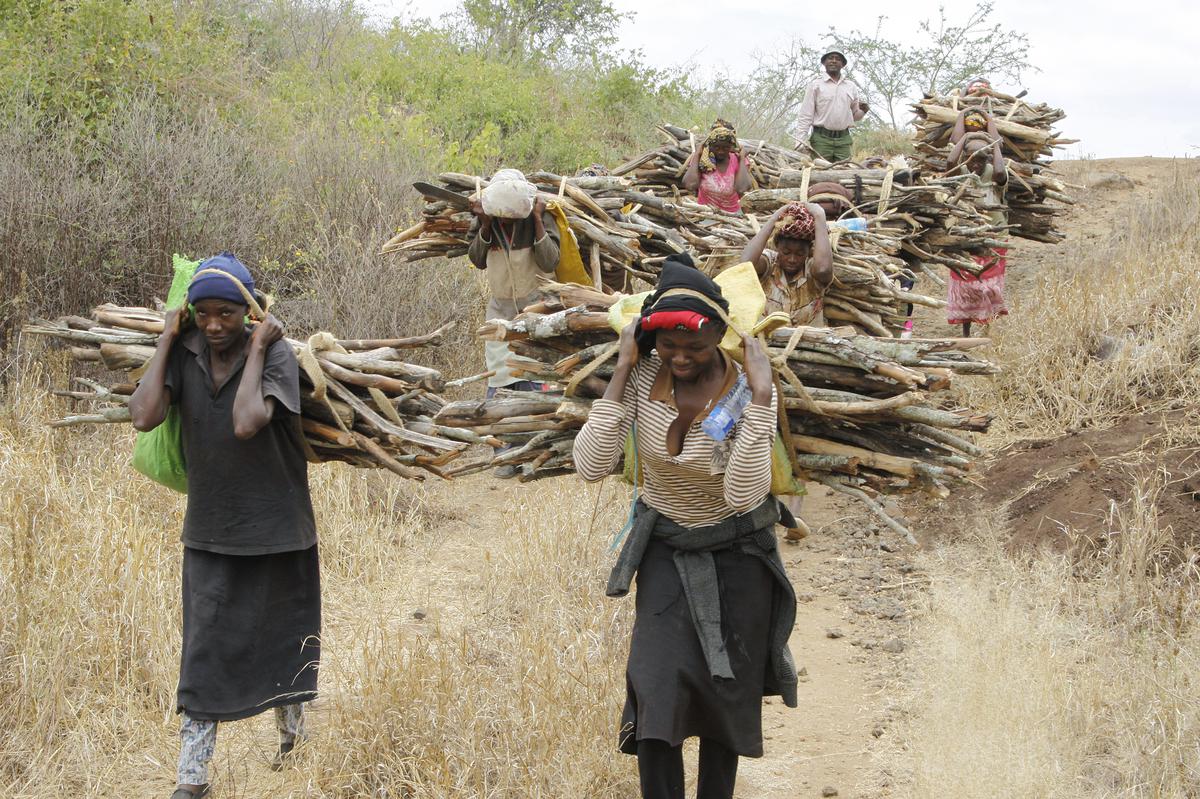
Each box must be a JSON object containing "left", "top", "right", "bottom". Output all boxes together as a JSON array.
[{"left": 640, "top": 310, "right": 711, "bottom": 333}]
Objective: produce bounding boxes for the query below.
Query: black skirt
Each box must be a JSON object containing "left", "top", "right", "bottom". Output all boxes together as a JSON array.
[
  {"left": 619, "top": 539, "right": 773, "bottom": 758},
  {"left": 177, "top": 545, "right": 321, "bottom": 721}
]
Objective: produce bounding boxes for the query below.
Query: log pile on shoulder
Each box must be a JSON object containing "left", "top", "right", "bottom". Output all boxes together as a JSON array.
[
  {"left": 433, "top": 283, "right": 997, "bottom": 539},
  {"left": 911, "top": 88, "right": 1077, "bottom": 243},
  {"left": 23, "top": 308, "right": 487, "bottom": 480},
  {"left": 384, "top": 121, "right": 1030, "bottom": 336}
]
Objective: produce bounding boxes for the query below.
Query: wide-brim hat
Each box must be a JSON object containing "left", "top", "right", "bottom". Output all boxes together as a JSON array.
[{"left": 821, "top": 49, "right": 847, "bottom": 65}]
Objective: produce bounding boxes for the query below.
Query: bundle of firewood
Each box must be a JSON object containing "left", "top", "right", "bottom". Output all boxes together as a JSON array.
[
  {"left": 386, "top": 170, "right": 950, "bottom": 336},
  {"left": 23, "top": 308, "right": 487, "bottom": 480},
  {"left": 612, "top": 123, "right": 813, "bottom": 193},
  {"left": 384, "top": 115, "right": 1036, "bottom": 330},
  {"left": 911, "top": 88, "right": 1078, "bottom": 243},
  {"left": 433, "top": 284, "right": 997, "bottom": 539}
]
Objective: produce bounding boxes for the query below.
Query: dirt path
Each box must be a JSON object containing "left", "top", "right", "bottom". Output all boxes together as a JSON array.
[
  {"left": 379, "top": 476, "right": 915, "bottom": 799},
  {"left": 739, "top": 485, "right": 914, "bottom": 799}
]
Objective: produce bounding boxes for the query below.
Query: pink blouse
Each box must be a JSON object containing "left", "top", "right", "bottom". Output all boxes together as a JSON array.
[{"left": 697, "top": 153, "right": 742, "bottom": 213}]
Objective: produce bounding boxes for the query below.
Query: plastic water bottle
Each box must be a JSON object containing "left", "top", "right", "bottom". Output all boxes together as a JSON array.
[
  {"left": 832, "top": 217, "right": 868, "bottom": 232},
  {"left": 701, "top": 374, "right": 752, "bottom": 441}
]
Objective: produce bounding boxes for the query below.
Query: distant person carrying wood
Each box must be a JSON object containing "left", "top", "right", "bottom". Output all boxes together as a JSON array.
[
  {"left": 468, "top": 168, "right": 562, "bottom": 477},
  {"left": 946, "top": 107, "right": 1009, "bottom": 336},
  {"left": 575, "top": 257, "right": 798, "bottom": 799},
  {"left": 739, "top": 202, "right": 833, "bottom": 542},
  {"left": 795, "top": 49, "right": 869, "bottom": 163},
  {"left": 129, "top": 254, "right": 320, "bottom": 799},
  {"left": 683, "top": 119, "right": 753, "bottom": 213}
]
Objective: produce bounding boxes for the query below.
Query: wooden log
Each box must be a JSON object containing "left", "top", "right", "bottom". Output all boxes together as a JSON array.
[
  {"left": 316, "top": 357, "right": 426, "bottom": 395},
  {"left": 334, "top": 322, "right": 454, "bottom": 351},
  {"left": 99, "top": 343, "right": 155, "bottom": 371},
  {"left": 435, "top": 396, "right": 563, "bottom": 426}
]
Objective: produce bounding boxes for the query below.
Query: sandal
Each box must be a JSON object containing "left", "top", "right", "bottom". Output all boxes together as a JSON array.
[{"left": 170, "top": 785, "right": 210, "bottom": 799}]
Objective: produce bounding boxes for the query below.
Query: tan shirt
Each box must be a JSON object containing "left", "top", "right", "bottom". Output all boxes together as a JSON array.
[
  {"left": 760, "top": 250, "right": 825, "bottom": 326},
  {"left": 796, "top": 73, "right": 867, "bottom": 135},
  {"left": 574, "top": 352, "right": 778, "bottom": 528}
]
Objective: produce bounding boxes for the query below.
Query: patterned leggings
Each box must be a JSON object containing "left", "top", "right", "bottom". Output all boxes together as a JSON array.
[{"left": 177, "top": 704, "right": 305, "bottom": 785}]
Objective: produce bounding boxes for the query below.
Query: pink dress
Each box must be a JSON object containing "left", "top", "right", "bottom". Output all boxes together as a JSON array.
[
  {"left": 697, "top": 154, "right": 742, "bottom": 213},
  {"left": 947, "top": 166, "right": 1008, "bottom": 325},
  {"left": 947, "top": 248, "right": 1008, "bottom": 325}
]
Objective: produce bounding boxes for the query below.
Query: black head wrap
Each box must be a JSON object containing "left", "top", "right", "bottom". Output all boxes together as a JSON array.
[{"left": 634, "top": 253, "right": 730, "bottom": 355}]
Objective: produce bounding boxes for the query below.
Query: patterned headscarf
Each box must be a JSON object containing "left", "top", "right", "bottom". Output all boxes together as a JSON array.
[
  {"left": 698, "top": 119, "right": 740, "bottom": 173},
  {"left": 774, "top": 202, "right": 817, "bottom": 242},
  {"left": 963, "top": 109, "right": 989, "bottom": 131}
]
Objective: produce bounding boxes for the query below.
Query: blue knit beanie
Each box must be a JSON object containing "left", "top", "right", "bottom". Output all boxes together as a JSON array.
[{"left": 186, "top": 252, "right": 255, "bottom": 306}]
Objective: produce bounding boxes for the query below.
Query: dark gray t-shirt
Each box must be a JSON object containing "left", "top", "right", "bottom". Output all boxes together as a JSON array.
[{"left": 164, "top": 329, "right": 316, "bottom": 556}]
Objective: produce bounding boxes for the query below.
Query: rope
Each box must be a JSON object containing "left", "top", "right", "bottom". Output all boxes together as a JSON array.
[
  {"left": 295, "top": 331, "right": 352, "bottom": 433},
  {"left": 189, "top": 268, "right": 267, "bottom": 319},
  {"left": 876, "top": 167, "right": 896, "bottom": 216},
  {"left": 798, "top": 166, "right": 813, "bottom": 202},
  {"left": 369, "top": 386, "right": 405, "bottom": 426},
  {"left": 565, "top": 341, "right": 620, "bottom": 397}
]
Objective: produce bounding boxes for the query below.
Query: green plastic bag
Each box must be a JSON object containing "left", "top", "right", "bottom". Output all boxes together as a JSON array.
[{"left": 131, "top": 254, "right": 199, "bottom": 493}]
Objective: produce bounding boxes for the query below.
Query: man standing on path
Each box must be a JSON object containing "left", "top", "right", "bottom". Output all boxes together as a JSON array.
[
  {"left": 130, "top": 254, "right": 321, "bottom": 798},
  {"left": 795, "top": 49, "right": 869, "bottom": 163}
]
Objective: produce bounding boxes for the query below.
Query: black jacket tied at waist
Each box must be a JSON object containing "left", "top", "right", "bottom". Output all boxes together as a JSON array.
[{"left": 607, "top": 496, "right": 798, "bottom": 708}]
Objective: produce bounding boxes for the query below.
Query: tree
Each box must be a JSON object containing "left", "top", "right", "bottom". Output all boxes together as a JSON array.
[{"left": 449, "top": 0, "right": 628, "bottom": 64}]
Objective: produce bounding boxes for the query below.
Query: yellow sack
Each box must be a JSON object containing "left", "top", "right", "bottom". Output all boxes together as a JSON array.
[
  {"left": 605, "top": 261, "right": 766, "bottom": 356},
  {"left": 547, "top": 201, "right": 592, "bottom": 287}
]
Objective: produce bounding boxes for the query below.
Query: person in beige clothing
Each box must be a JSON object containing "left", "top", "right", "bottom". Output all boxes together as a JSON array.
[
  {"left": 795, "top": 49, "right": 868, "bottom": 162},
  {"left": 467, "top": 168, "right": 561, "bottom": 394}
]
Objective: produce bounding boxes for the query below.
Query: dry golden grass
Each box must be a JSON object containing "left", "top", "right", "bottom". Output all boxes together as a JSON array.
[
  {"left": 891, "top": 478, "right": 1200, "bottom": 798},
  {"left": 961, "top": 163, "right": 1200, "bottom": 442},
  {"left": 883, "top": 164, "right": 1200, "bottom": 797},
  {"left": 0, "top": 364, "right": 637, "bottom": 797}
]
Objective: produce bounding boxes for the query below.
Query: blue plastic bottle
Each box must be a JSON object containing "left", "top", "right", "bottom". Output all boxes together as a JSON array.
[
  {"left": 832, "top": 217, "right": 868, "bottom": 232},
  {"left": 701, "top": 374, "right": 752, "bottom": 441}
]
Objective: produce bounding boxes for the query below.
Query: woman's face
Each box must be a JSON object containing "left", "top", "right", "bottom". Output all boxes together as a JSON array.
[
  {"left": 709, "top": 142, "right": 733, "bottom": 161},
  {"left": 776, "top": 237, "right": 812, "bottom": 276},
  {"left": 964, "top": 141, "right": 989, "bottom": 175},
  {"left": 656, "top": 325, "right": 724, "bottom": 382}
]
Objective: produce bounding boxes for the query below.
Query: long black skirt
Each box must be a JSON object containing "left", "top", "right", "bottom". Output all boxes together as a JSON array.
[
  {"left": 177, "top": 545, "right": 321, "bottom": 721},
  {"left": 619, "top": 539, "right": 773, "bottom": 758}
]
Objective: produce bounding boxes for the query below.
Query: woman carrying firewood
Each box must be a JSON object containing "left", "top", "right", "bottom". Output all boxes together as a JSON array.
[
  {"left": 740, "top": 201, "right": 834, "bottom": 328},
  {"left": 683, "top": 120, "right": 753, "bottom": 214},
  {"left": 128, "top": 254, "right": 320, "bottom": 799},
  {"left": 575, "top": 254, "right": 797, "bottom": 799},
  {"left": 946, "top": 108, "right": 1009, "bottom": 336},
  {"left": 738, "top": 202, "right": 833, "bottom": 541}
]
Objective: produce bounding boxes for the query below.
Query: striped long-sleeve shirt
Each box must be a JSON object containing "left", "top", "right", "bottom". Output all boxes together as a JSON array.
[{"left": 574, "top": 352, "right": 778, "bottom": 528}]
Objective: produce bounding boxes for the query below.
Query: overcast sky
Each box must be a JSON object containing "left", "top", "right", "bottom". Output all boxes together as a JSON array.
[{"left": 365, "top": 0, "right": 1198, "bottom": 159}]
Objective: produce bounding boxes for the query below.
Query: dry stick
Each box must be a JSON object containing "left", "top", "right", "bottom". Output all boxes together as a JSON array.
[
  {"left": 321, "top": 376, "right": 463, "bottom": 454},
  {"left": 335, "top": 322, "right": 455, "bottom": 351},
  {"left": 817, "top": 477, "right": 917, "bottom": 546},
  {"left": 348, "top": 430, "right": 427, "bottom": 481},
  {"left": 48, "top": 406, "right": 132, "bottom": 427}
]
